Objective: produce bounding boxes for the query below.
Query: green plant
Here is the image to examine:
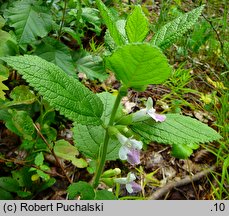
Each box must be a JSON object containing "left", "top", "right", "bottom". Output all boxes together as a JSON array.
[
  {"left": 0, "top": 2, "right": 223, "bottom": 200},
  {"left": 200, "top": 80, "right": 229, "bottom": 200},
  {"left": 161, "top": 64, "right": 199, "bottom": 112},
  {"left": 151, "top": 5, "right": 204, "bottom": 50},
  {"left": 3, "top": 0, "right": 53, "bottom": 45}
]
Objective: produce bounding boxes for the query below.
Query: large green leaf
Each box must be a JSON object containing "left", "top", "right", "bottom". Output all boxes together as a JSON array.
[
  {"left": 73, "top": 123, "right": 120, "bottom": 160},
  {"left": 4, "top": 0, "right": 53, "bottom": 44},
  {"left": 34, "top": 37, "right": 76, "bottom": 78},
  {"left": 151, "top": 5, "right": 204, "bottom": 49},
  {"left": 125, "top": 5, "right": 149, "bottom": 43},
  {"left": 96, "top": 0, "right": 124, "bottom": 46},
  {"left": 131, "top": 113, "right": 222, "bottom": 158},
  {"left": 106, "top": 43, "right": 171, "bottom": 90},
  {"left": 73, "top": 92, "right": 121, "bottom": 160},
  {"left": 1, "top": 55, "right": 103, "bottom": 125}
]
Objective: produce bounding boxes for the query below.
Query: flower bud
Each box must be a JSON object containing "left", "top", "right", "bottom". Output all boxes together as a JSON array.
[{"left": 101, "top": 168, "right": 121, "bottom": 178}]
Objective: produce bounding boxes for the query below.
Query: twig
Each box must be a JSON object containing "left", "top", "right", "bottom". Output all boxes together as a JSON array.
[
  {"left": 33, "top": 123, "right": 72, "bottom": 184},
  {"left": 201, "top": 13, "right": 224, "bottom": 57},
  {"left": 149, "top": 165, "right": 216, "bottom": 200}
]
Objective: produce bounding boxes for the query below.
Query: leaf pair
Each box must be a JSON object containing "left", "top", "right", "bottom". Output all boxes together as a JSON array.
[
  {"left": 99, "top": 6, "right": 169, "bottom": 89},
  {"left": 96, "top": 1, "right": 165, "bottom": 90},
  {"left": 96, "top": 1, "right": 204, "bottom": 90},
  {"left": 97, "top": 0, "right": 204, "bottom": 50}
]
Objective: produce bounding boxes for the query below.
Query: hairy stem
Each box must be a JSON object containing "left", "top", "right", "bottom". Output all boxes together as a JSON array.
[{"left": 92, "top": 88, "right": 125, "bottom": 188}]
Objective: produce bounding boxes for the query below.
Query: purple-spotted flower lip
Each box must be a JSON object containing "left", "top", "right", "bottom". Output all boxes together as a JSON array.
[
  {"left": 132, "top": 97, "right": 166, "bottom": 122},
  {"left": 114, "top": 173, "right": 142, "bottom": 193},
  {"left": 117, "top": 134, "right": 143, "bottom": 165}
]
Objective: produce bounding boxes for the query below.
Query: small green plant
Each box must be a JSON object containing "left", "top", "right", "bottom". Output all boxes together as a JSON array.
[
  {"left": 0, "top": 1, "right": 223, "bottom": 199},
  {"left": 200, "top": 78, "right": 228, "bottom": 200},
  {"left": 161, "top": 64, "right": 199, "bottom": 112}
]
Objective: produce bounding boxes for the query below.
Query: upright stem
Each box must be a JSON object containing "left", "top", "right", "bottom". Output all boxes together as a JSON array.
[
  {"left": 58, "top": 0, "right": 67, "bottom": 40},
  {"left": 92, "top": 89, "right": 125, "bottom": 188}
]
